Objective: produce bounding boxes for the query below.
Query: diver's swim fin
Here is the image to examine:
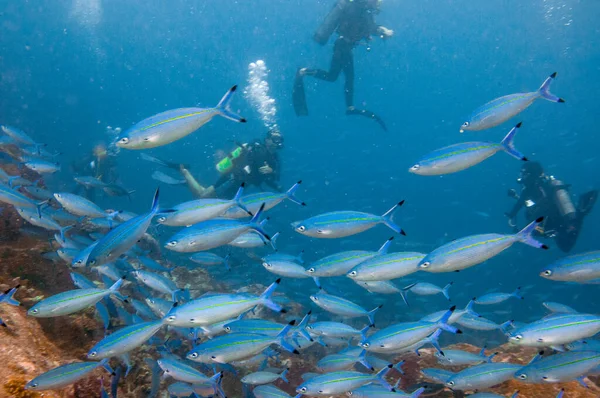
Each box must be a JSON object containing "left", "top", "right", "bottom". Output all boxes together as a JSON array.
[
  {"left": 346, "top": 108, "right": 387, "bottom": 131},
  {"left": 577, "top": 190, "right": 598, "bottom": 216},
  {"left": 293, "top": 68, "right": 309, "bottom": 116}
]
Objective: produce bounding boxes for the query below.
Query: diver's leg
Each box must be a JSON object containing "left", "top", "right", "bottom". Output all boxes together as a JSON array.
[{"left": 302, "top": 39, "right": 344, "bottom": 82}]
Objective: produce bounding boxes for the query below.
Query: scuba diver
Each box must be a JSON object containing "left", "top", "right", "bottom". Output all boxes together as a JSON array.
[
  {"left": 70, "top": 142, "right": 119, "bottom": 199},
  {"left": 149, "top": 129, "right": 284, "bottom": 199},
  {"left": 293, "top": 0, "right": 393, "bottom": 131},
  {"left": 506, "top": 161, "right": 597, "bottom": 252}
]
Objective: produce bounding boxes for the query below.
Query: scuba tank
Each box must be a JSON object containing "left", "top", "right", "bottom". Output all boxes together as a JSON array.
[
  {"left": 314, "top": 0, "right": 348, "bottom": 45},
  {"left": 215, "top": 146, "right": 244, "bottom": 173},
  {"left": 548, "top": 176, "right": 577, "bottom": 221}
]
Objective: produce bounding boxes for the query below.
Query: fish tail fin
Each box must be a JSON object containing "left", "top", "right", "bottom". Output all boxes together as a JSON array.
[
  {"left": 2, "top": 285, "right": 20, "bottom": 306},
  {"left": 296, "top": 249, "right": 305, "bottom": 264},
  {"left": 556, "top": 389, "right": 564, "bottom": 398},
  {"left": 500, "top": 122, "right": 527, "bottom": 161},
  {"left": 516, "top": 217, "right": 548, "bottom": 249},
  {"left": 270, "top": 232, "right": 279, "bottom": 250},
  {"left": 393, "top": 360, "right": 405, "bottom": 375},
  {"left": 538, "top": 72, "right": 565, "bottom": 103},
  {"left": 359, "top": 324, "right": 373, "bottom": 344},
  {"left": 280, "top": 368, "right": 289, "bottom": 383},
  {"left": 260, "top": 278, "right": 284, "bottom": 313},
  {"left": 7, "top": 176, "right": 18, "bottom": 188},
  {"left": 378, "top": 237, "right": 395, "bottom": 254},
  {"left": 381, "top": 201, "right": 406, "bottom": 235},
  {"left": 216, "top": 85, "right": 246, "bottom": 123},
  {"left": 150, "top": 187, "right": 160, "bottom": 214},
  {"left": 465, "top": 297, "right": 480, "bottom": 317},
  {"left": 223, "top": 254, "right": 232, "bottom": 271},
  {"left": 99, "top": 358, "right": 114, "bottom": 375},
  {"left": 109, "top": 278, "right": 125, "bottom": 292},
  {"left": 410, "top": 387, "right": 426, "bottom": 398},
  {"left": 210, "top": 372, "right": 226, "bottom": 398},
  {"left": 436, "top": 306, "right": 461, "bottom": 334},
  {"left": 375, "top": 364, "right": 394, "bottom": 391},
  {"left": 500, "top": 320, "right": 514, "bottom": 333},
  {"left": 297, "top": 310, "right": 314, "bottom": 342},
  {"left": 35, "top": 199, "right": 49, "bottom": 218},
  {"left": 277, "top": 320, "right": 300, "bottom": 354},
  {"left": 358, "top": 349, "right": 374, "bottom": 371},
  {"left": 512, "top": 286, "right": 524, "bottom": 300},
  {"left": 442, "top": 282, "right": 453, "bottom": 301},
  {"left": 250, "top": 204, "right": 271, "bottom": 241},
  {"left": 422, "top": 329, "right": 444, "bottom": 356},
  {"left": 59, "top": 225, "right": 74, "bottom": 242},
  {"left": 487, "top": 351, "right": 498, "bottom": 363},
  {"left": 312, "top": 276, "right": 321, "bottom": 288},
  {"left": 367, "top": 304, "right": 383, "bottom": 326},
  {"left": 286, "top": 180, "right": 306, "bottom": 206},
  {"left": 399, "top": 289, "right": 409, "bottom": 307},
  {"left": 232, "top": 183, "right": 250, "bottom": 214}
]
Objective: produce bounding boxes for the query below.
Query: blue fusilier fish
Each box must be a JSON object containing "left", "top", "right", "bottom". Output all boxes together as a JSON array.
[
  {"left": 434, "top": 347, "right": 497, "bottom": 366},
  {"left": 456, "top": 315, "right": 513, "bottom": 332},
  {"left": 410, "top": 123, "right": 527, "bottom": 175},
  {"left": 346, "top": 385, "right": 425, "bottom": 398},
  {"left": 292, "top": 201, "right": 405, "bottom": 239},
  {"left": 419, "top": 217, "right": 547, "bottom": 273},
  {"left": 475, "top": 287, "right": 523, "bottom": 305},
  {"left": 262, "top": 258, "right": 320, "bottom": 287},
  {"left": 86, "top": 188, "right": 163, "bottom": 266},
  {"left": 167, "top": 382, "right": 197, "bottom": 397},
  {"left": 53, "top": 192, "right": 119, "bottom": 221},
  {"left": 310, "top": 289, "right": 382, "bottom": 325},
  {"left": 540, "top": 251, "right": 600, "bottom": 282},
  {"left": 23, "top": 185, "right": 53, "bottom": 201},
  {"left": 131, "top": 269, "right": 181, "bottom": 301},
  {"left": 515, "top": 350, "right": 600, "bottom": 386},
  {"left": 223, "top": 180, "right": 306, "bottom": 219},
  {"left": 224, "top": 318, "right": 286, "bottom": 336},
  {"left": 74, "top": 175, "right": 108, "bottom": 189},
  {"left": 16, "top": 207, "right": 71, "bottom": 239},
  {"left": 186, "top": 321, "right": 298, "bottom": 363},
  {"left": 56, "top": 248, "right": 79, "bottom": 264},
  {"left": 445, "top": 362, "right": 523, "bottom": 391},
  {"left": 317, "top": 349, "right": 373, "bottom": 373},
  {"left": 137, "top": 255, "right": 173, "bottom": 274},
  {"left": 264, "top": 249, "right": 305, "bottom": 264},
  {"left": 346, "top": 251, "right": 424, "bottom": 281},
  {"left": 165, "top": 203, "right": 269, "bottom": 252},
  {"left": 241, "top": 368, "right": 289, "bottom": 385},
  {"left": 70, "top": 272, "right": 96, "bottom": 289},
  {"left": 157, "top": 358, "right": 224, "bottom": 395},
  {"left": 307, "top": 237, "right": 394, "bottom": 278},
  {"left": 28, "top": 278, "right": 124, "bottom": 317},
  {"left": 116, "top": 85, "right": 245, "bottom": 150},
  {"left": 543, "top": 302, "right": 578, "bottom": 314},
  {"left": 0, "top": 183, "right": 46, "bottom": 217},
  {"left": 189, "top": 252, "right": 231, "bottom": 271},
  {"left": 22, "top": 157, "right": 60, "bottom": 174},
  {"left": 295, "top": 365, "right": 394, "bottom": 396},
  {"left": 0, "top": 285, "right": 20, "bottom": 327},
  {"left": 421, "top": 368, "right": 455, "bottom": 384},
  {"left": 254, "top": 384, "right": 294, "bottom": 398},
  {"left": 1, "top": 125, "right": 37, "bottom": 146},
  {"left": 361, "top": 307, "right": 461, "bottom": 354},
  {"left": 164, "top": 279, "right": 284, "bottom": 327},
  {"left": 403, "top": 282, "right": 453, "bottom": 301},
  {"left": 88, "top": 319, "right": 165, "bottom": 359},
  {"left": 355, "top": 280, "right": 406, "bottom": 301},
  {"left": 508, "top": 313, "right": 600, "bottom": 347},
  {"left": 25, "top": 359, "right": 114, "bottom": 391},
  {"left": 307, "top": 322, "right": 371, "bottom": 340},
  {"left": 228, "top": 218, "right": 271, "bottom": 248},
  {"left": 460, "top": 72, "right": 565, "bottom": 132},
  {"left": 157, "top": 184, "right": 248, "bottom": 226}
]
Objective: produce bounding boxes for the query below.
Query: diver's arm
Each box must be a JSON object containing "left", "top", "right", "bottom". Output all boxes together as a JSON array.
[
  {"left": 180, "top": 166, "right": 209, "bottom": 199},
  {"left": 505, "top": 194, "right": 526, "bottom": 227}
]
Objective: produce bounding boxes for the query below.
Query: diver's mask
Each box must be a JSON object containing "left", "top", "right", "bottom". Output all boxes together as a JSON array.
[{"left": 267, "top": 132, "right": 284, "bottom": 149}]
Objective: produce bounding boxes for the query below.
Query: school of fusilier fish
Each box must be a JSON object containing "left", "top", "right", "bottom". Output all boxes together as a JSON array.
[{"left": 1, "top": 70, "right": 599, "bottom": 398}]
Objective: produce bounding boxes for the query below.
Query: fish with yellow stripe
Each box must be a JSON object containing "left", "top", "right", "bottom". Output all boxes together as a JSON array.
[
  {"left": 540, "top": 250, "right": 600, "bottom": 282},
  {"left": 116, "top": 85, "right": 246, "bottom": 150},
  {"left": 460, "top": 72, "right": 564, "bottom": 133},
  {"left": 419, "top": 217, "right": 548, "bottom": 273},
  {"left": 410, "top": 123, "right": 527, "bottom": 176}
]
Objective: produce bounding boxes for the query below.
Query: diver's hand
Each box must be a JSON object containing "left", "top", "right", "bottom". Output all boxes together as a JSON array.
[
  {"left": 378, "top": 26, "right": 394, "bottom": 39},
  {"left": 259, "top": 164, "right": 273, "bottom": 175}
]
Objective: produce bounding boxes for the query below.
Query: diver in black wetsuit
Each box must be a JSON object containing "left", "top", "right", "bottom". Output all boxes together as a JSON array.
[
  {"left": 293, "top": 0, "right": 393, "bottom": 130},
  {"left": 506, "top": 161, "right": 598, "bottom": 252}
]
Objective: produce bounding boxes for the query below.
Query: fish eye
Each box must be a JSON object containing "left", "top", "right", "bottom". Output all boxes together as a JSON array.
[
  {"left": 420, "top": 261, "right": 430, "bottom": 268},
  {"left": 537, "top": 338, "right": 544, "bottom": 343},
  {"left": 263, "top": 262, "right": 272, "bottom": 268},
  {"left": 447, "top": 381, "right": 455, "bottom": 387},
  {"left": 89, "top": 260, "right": 96, "bottom": 265},
  {"left": 166, "top": 315, "right": 176, "bottom": 322},
  {"left": 543, "top": 270, "right": 552, "bottom": 276},
  {"left": 514, "top": 334, "right": 523, "bottom": 340},
  {"left": 158, "top": 217, "right": 166, "bottom": 223},
  {"left": 225, "top": 326, "right": 231, "bottom": 332},
  {"left": 349, "top": 271, "right": 357, "bottom": 277},
  {"left": 300, "top": 387, "right": 307, "bottom": 393},
  {"left": 347, "top": 393, "right": 353, "bottom": 396},
  {"left": 297, "top": 225, "right": 306, "bottom": 232},
  {"left": 519, "top": 374, "right": 527, "bottom": 380},
  {"left": 318, "top": 391, "right": 323, "bottom": 394},
  {"left": 189, "top": 352, "right": 198, "bottom": 358},
  {"left": 167, "top": 241, "right": 177, "bottom": 247},
  {"left": 362, "top": 342, "right": 370, "bottom": 348},
  {"left": 311, "top": 296, "right": 318, "bottom": 301},
  {"left": 542, "top": 376, "right": 548, "bottom": 380},
  {"left": 119, "top": 137, "right": 129, "bottom": 144},
  {"left": 410, "top": 165, "right": 420, "bottom": 171},
  {"left": 89, "top": 351, "right": 97, "bottom": 357},
  {"left": 306, "top": 325, "right": 313, "bottom": 330},
  {"left": 30, "top": 308, "right": 38, "bottom": 314},
  {"left": 462, "top": 122, "right": 470, "bottom": 127},
  {"left": 307, "top": 268, "right": 315, "bottom": 273},
  {"left": 28, "top": 383, "right": 38, "bottom": 389}
]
